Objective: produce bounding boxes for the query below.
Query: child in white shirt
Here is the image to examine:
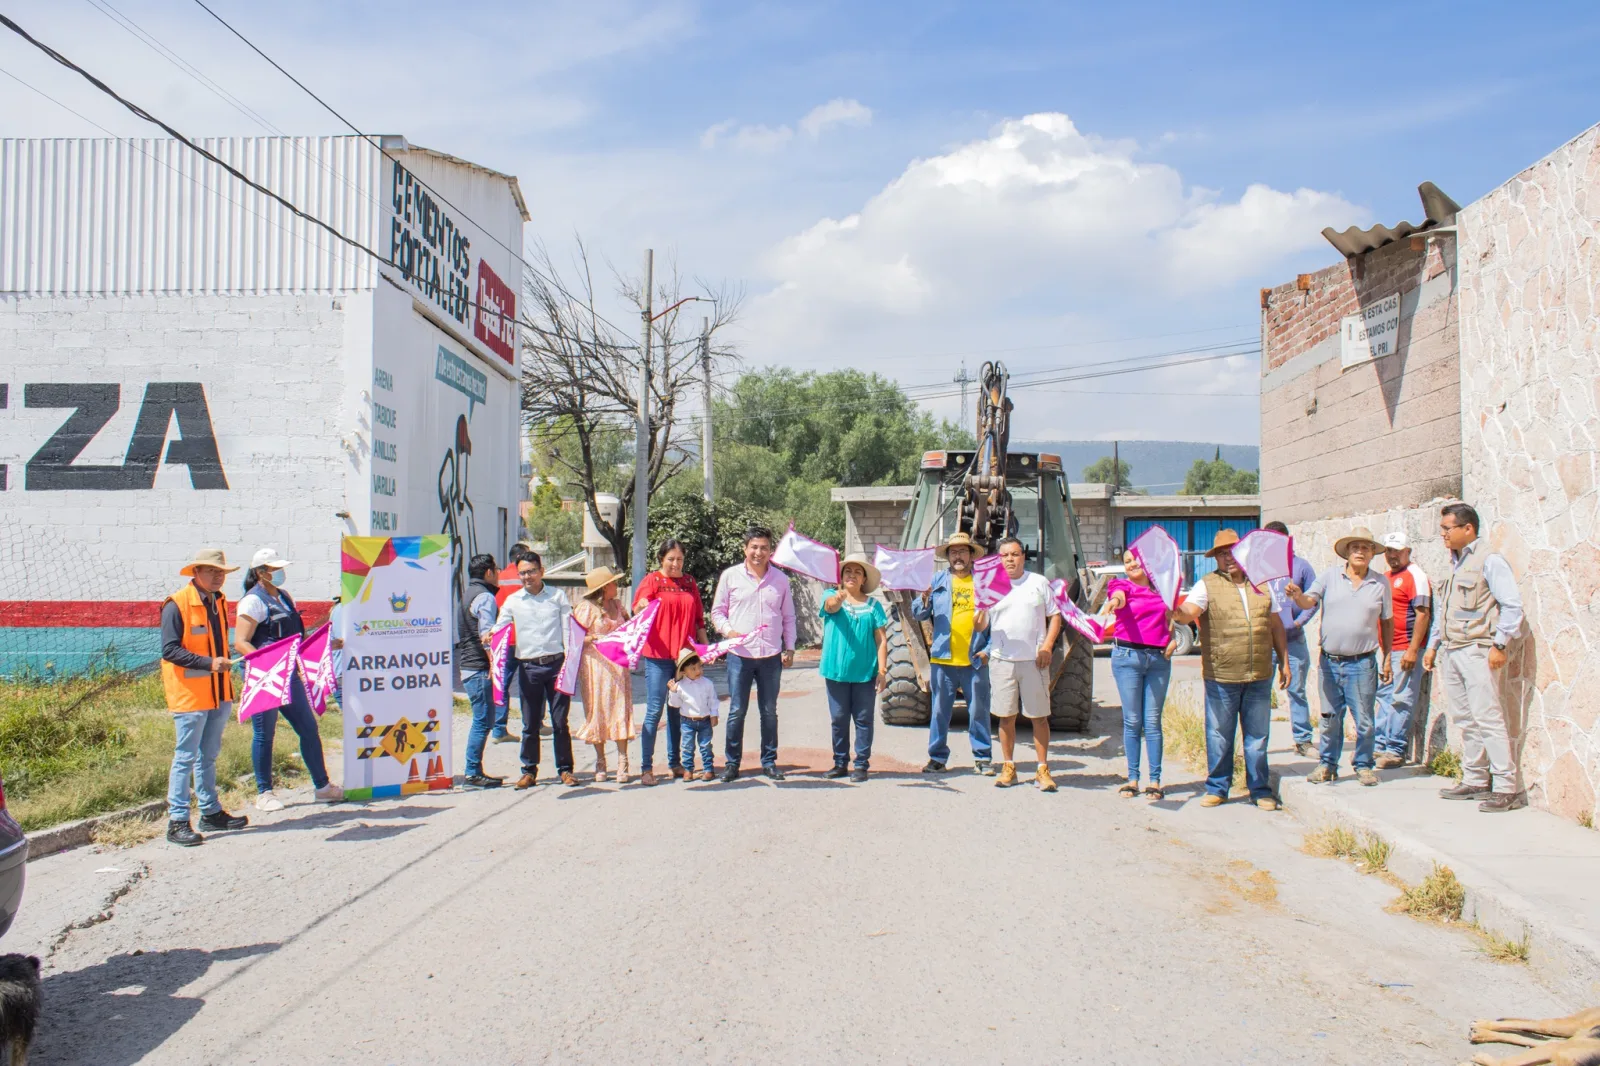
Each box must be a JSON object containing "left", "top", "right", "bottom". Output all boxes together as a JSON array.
[{"left": 668, "top": 649, "right": 720, "bottom": 781}]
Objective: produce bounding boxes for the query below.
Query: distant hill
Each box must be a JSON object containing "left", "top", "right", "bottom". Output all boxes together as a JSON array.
[{"left": 1018, "top": 440, "right": 1260, "bottom": 494}]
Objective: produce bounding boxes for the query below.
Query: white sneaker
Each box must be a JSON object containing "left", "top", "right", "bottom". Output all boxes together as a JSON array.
[
  {"left": 314, "top": 783, "right": 345, "bottom": 803},
  {"left": 255, "top": 791, "right": 285, "bottom": 812}
]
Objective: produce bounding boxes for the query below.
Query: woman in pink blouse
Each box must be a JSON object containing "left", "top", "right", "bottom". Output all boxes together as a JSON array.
[{"left": 1105, "top": 550, "right": 1177, "bottom": 800}]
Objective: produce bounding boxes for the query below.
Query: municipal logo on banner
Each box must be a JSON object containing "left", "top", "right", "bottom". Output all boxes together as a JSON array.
[
  {"left": 773, "top": 524, "right": 840, "bottom": 585},
  {"left": 1130, "top": 526, "right": 1184, "bottom": 609},
  {"left": 299, "top": 624, "right": 335, "bottom": 716},
  {"left": 239, "top": 634, "right": 302, "bottom": 722},
  {"left": 556, "top": 615, "right": 586, "bottom": 695},
  {"left": 691, "top": 624, "right": 768, "bottom": 662},
  {"left": 1050, "top": 580, "right": 1107, "bottom": 644},
  {"left": 489, "top": 620, "right": 515, "bottom": 705},
  {"left": 873, "top": 545, "right": 936, "bottom": 592},
  {"left": 971, "top": 554, "right": 1013, "bottom": 609},
  {"left": 595, "top": 599, "right": 659, "bottom": 670}
]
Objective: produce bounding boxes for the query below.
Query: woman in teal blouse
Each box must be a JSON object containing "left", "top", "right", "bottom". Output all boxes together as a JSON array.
[{"left": 818, "top": 553, "right": 889, "bottom": 782}]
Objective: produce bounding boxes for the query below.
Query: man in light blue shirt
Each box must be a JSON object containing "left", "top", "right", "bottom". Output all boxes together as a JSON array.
[
  {"left": 495, "top": 551, "right": 575, "bottom": 788},
  {"left": 1263, "top": 521, "right": 1319, "bottom": 756}
]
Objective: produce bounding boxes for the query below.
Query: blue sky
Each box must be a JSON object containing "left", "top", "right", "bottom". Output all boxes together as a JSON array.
[{"left": 4, "top": 0, "right": 1598, "bottom": 445}]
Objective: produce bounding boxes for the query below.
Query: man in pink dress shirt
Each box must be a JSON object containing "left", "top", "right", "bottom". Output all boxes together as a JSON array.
[{"left": 711, "top": 525, "right": 798, "bottom": 782}]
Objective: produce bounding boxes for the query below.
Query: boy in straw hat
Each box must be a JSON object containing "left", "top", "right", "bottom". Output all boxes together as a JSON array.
[
  {"left": 912, "top": 532, "right": 994, "bottom": 775},
  {"left": 668, "top": 649, "right": 720, "bottom": 781}
]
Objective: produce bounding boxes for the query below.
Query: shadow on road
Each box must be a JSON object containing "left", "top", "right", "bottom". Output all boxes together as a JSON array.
[
  {"left": 35, "top": 943, "right": 278, "bottom": 1066},
  {"left": 243, "top": 804, "right": 448, "bottom": 836}
]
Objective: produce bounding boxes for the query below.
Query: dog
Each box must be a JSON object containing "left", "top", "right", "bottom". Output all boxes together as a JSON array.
[
  {"left": 0, "top": 954, "right": 40, "bottom": 1066},
  {"left": 1465, "top": 1006, "right": 1600, "bottom": 1066}
]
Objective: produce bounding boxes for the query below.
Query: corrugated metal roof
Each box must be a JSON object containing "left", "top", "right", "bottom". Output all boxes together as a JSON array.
[
  {"left": 408, "top": 144, "right": 531, "bottom": 223},
  {"left": 1321, "top": 182, "right": 1461, "bottom": 258}
]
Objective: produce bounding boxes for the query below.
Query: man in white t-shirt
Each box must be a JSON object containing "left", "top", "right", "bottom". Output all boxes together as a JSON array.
[{"left": 977, "top": 537, "right": 1063, "bottom": 791}]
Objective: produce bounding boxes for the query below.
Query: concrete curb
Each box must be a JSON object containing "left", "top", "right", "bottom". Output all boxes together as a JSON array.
[
  {"left": 24, "top": 799, "right": 168, "bottom": 863},
  {"left": 1275, "top": 771, "right": 1600, "bottom": 1004}
]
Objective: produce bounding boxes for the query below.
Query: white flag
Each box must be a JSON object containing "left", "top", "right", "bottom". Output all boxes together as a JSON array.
[
  {"left": 691, "top": 624, "right": 768, "bottom": 662},
  {"left": 873, "top": 545, "right": 936, "bottom": 592},
  {"left": 1130, "top": 526, "right": 1184, "bottom": 609},
  {"left": 555, "top": 615, "right": 586, "bottom": 695},
  {"left": 1050, "top": 579, "right": 1107, "bottom": 643},
  {"left": 1231, "top": 529, "right": 1294, "bottom": 590},
  {"left": 772, "top": 524, "right": 840, "bottom": 585},
  {"left": 971, "top": 554, "right": 1013, "bottom": 609}
]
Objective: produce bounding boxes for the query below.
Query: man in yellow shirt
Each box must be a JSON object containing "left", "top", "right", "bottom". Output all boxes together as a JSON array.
[{"left": 912, "top": 533, "right": 994, "bottom": 774}]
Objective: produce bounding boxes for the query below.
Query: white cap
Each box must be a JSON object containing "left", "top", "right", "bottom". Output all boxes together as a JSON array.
[
  {"left": 1381, "top": 531, "right": 1409, "bottom": 551},
  {"left": 251, "top": 547, "right": 291, "bottom": 569}
]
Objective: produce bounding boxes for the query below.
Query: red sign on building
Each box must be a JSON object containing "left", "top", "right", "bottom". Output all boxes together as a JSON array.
[{"left": 473, "top": 259, "right": 516, "bottom": 365}]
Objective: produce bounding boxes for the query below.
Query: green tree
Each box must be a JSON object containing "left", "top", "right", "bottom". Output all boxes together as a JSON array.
[
  {"left": 1182, "top": 453, "right": 1260, "bottom": 495},
  {"left": 1082, "top": 456, "right": 1134, "bottom": 490},
  {"left": 645, "top": 488, "right": 773, "bottom": 616},
  {"left": 522, "top": 480, "right": 582, "bottom": 561}
]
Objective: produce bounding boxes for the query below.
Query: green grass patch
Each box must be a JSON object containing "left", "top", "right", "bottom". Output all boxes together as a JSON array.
[
  {"left": 1, "top": 674, "right": 343, "bottom": 832},
  {"left": 1426, "top": 748, "right": 1463, "bottom": 780},
  {"left": 1475, "top": 924, "right": 1530, "bottom": 963},
  {"left": 1392, "top": 862, "right": 1465, "bottom": 922}
]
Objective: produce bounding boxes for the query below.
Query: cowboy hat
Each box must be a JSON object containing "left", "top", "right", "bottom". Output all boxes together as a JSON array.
[
  {"left": 838, "top": 553, "right": 881, "bottom": 594},
  {"left": 674, "top": 646, "right": 703, "bottom": 677},
  {"left": 1203, "top": 529, "right": 1242, "bottom": 558},
  {"left": 1335, "top": 526, "right": 1383, "bottom": 560},
  {"left": 179, "top": 547, "right": 239, "bottom": 576},
  {"left": 583, "top": 566, "right": 624, "bottom": 597},
  {"left": 935, "top": 531, "right": 984, "bottom": 560}
]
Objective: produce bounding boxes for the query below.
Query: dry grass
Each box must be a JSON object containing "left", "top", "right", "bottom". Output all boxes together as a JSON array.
[
  {"left": 1476, "top": 925, "right": 1531, "bottom": 963},
  {"left": 1303, "top": 823, "right": 1391, "bottom": 875},
  {"left": 90, "top": 811, "right": 166, "bottom": 848},
  {"left": 1579, "top": 810, "right": 1594, "bottom": 830},
  {"left": 1427, "top": 748, "right": 1463, "bottom": 781},
  {"left": 1391, "top": 863, "right": 1466, "bottom": 922},
  {"left": 1162, "top": 687, "right": 1245, "bottom": 793}
]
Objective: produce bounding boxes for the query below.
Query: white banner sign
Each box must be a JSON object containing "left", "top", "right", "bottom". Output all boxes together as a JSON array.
[{"left": 1340, "top": 291, "right": 1400, "bottom": 368}]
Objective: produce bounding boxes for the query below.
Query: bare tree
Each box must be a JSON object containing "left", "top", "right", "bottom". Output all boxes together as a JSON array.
[{"left": 519, "top": 240, "right": 743, "bottom": 566}]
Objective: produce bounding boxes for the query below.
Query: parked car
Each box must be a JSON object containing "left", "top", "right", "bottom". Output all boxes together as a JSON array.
[
  {"left": 1085, "top": 563, "right": 1198, "bottom": 655},
  {"left": 0, "top": 771, "right": 27, "bottom": 937}
]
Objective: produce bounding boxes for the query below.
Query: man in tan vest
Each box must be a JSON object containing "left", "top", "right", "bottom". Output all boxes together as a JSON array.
[
  {"left": 1174, "top": 530, "right": 1290, "bottom": 810},
  {"left": 1422, "top": 503, "right": 1526, "bottom": 812}
]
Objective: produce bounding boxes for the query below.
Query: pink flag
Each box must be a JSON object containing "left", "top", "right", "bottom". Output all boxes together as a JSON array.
[
  {"left": 238, "top": 634, "right": 301, "bottom": 722},
  {"left": 555, "top": 615, "right": 586, "bottom": 695},
  {"left": 489, "top": 620, "right": 515, "bottom": 705},
  {"left": 971, "top": 554, "right": 1013, "bottom": 609},
  {"left": 1050, "top": 579, "right": 1107, "bottom": 644},
  {"left": 772, "top": 524, "right": 840, "bottom": 585},
  {"left": 1231, "top": 529, "right": 1294, "bottom": 590},
  {"left": 299, "top": 623, "right": 335, "bottom": 716},
  {"left": 691, "top": 624, "right": 768, "bottom": 663},
  {"left": 1130, "top": 526, "right": 1184, "bottom": 609},
  {"left": 595, "top": 599, "right": 659, "bottom": 670},
  {"left": 873, "top": 545, "right": 936, "bottom": 592}
]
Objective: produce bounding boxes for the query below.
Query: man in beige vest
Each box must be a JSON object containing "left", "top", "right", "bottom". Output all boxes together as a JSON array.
[
  {"left": 1174, "top": 530, "right": 1290, "bottom": 810},
  {"left": 1422, "top": 503, "right": 1526, "bottom": 812}
]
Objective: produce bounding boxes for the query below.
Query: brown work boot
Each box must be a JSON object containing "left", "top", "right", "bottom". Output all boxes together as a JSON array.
[
  {"left": 672, "top": 767, "right": 688, "bottom": 780},
  {"left": 514, "top": 773, "right": 537, "bottom": 790},
  {"left": 560, "top": 771, "right": 579, "bottom": 786},
  {"left": 641, "top": 771, "right": 657, "bottom": 787},
  {"left": 1035, "top": 765, "right": 1058, "bottom": 792},
  {"left": 1374, "top": 752, "right": 1405, "bottom": 770},
  {"left": 1254, "top": 796, "right": 1279, "bottom": 812},
  {"left": 1439, "top": 782, "right": 1490, "bottom": 801},
  {"left": 698, "top": 770, "right": 716, "bottom": 782},
  {"left": 1307, "top": 764, "right": 1337, "bottom": 784},
  {"left": 995, "top": 762, "right": 1018, "bottom": 788},
  {"left": 1356, "top": 768, "right": 1380, "bottom": 787},
  {"left": 1479, "top": 792, "right": 1527, "bottom": 813},
  {"left": 1199, "top": 793, "right": 1225, "bottom": 807}
]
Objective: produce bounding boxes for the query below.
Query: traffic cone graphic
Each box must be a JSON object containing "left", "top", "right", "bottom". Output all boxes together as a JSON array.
[{"left": 407, "top": 758, "right": 420, "bottom": 784}]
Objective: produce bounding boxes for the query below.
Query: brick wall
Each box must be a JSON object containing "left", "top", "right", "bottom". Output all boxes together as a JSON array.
[
  {"left": 1259, "top": 238, "right": 1463, "bottom": 524},
  {"left": 842, "top": 501, "right": 911, "bottom": 556}
]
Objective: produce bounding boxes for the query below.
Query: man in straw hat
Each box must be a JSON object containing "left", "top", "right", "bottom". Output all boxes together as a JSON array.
[
  {"left": 912, "top": 531, "right": 994, "bottom": 775},
  {"left": 1284, "top": 526, "right": 1393, "bottom": 788},
  {"left": 1174, "top": 529, "right": 1290, "bottom": 809},
  {"left": 160, "top": 548, "right": 250, "bottom": 847}
]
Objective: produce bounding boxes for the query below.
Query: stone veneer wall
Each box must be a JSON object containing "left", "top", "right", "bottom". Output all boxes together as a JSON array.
[{"left": 1456, "top": 121, "right": 1600, "bottom": 820}]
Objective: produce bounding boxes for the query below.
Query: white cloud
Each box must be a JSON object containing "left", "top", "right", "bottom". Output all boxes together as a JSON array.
[{"left": 799, "top": 98, "right": 872, "bottom": 138}]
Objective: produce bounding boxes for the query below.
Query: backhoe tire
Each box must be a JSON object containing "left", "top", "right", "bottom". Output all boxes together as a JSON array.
[
  {"left": 879, "top": 611, "right": 931, "bottom": 727},
  {"left": 1049, "top": 629, "right": 1094, "bottom": 733}
]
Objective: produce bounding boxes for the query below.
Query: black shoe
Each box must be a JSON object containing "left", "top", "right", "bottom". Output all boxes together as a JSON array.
[
  {"left": 166, "top": 821, "right": 203, "bottom": 847},
  {"left": 199, "top": 809, "right": 248, "bottom": 832},
  {"left": 850, "top": 768, "right": 868, "bottom": 783},
  {"left": 720, "top": 767, "right": 741, "bottom": 783},
  {"left": 1439, "top": 783, "right": 1491, "bottom": 801},
  {"left": 922, "top": 760, "right": 946, "bottom": 774},
  {"left": 464, "top": 773, "right": 504, "bottom": 789},
  {"left": 763, "top": 766, "right": 786, "bottom": 781},
  {"left": 824, "top": 764, "right": 849, "bottom": 779},
  {"left": 1479, "top": 792, "right": 1527, "bottom": 813}
]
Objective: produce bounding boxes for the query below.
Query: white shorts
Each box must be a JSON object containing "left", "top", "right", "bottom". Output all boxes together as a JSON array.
[{"left": 990, "top": 657, "right": 1050, "bottom": 719}]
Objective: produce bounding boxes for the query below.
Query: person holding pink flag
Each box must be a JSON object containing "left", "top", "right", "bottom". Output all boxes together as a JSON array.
[
  {"left": 711, "top": 525, "right": 797, "bottom": 782},
  {"left": 632, "top": 539, "right": 707, "bottom": 786},
  {"left": 234, "top": 549, "right": 342, "bottom": 812},
  {"left": 572, "top": 567, "right": 638, "bottom": 785},
  {"left": 818, "top": 554, "right": 889, "bottom": 782},
  {"left": 1104, "top": 551, "right": 1177, "bottom": 801}
]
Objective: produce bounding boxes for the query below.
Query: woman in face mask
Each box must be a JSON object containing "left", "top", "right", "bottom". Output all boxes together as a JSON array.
[{"left": 234, "top": 548, "right": 343, "bottom": 811}]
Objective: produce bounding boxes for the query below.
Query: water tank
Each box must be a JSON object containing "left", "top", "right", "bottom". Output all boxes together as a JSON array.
[{"left": 582, "top": 493, "right": 622, "bottom": 549}]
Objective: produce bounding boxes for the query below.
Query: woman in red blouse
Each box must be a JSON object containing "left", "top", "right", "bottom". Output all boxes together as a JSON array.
[{"left": 634, "top": 539, "right": 708, "bottom": 785}]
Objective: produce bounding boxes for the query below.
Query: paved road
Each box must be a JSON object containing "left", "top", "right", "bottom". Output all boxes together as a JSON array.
[{"left": 16, "top": 654, "right": 1568, "bottom": 1064}]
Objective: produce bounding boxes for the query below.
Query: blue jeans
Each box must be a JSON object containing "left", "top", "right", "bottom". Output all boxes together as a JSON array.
[
  {"left": 250, "top": 674, "right": 330, "bottom": 793},
  {"left": 168, "top": 704, "right": 229, "bottom": 821},
  {"left": 1275, "top": 630, "right": 1312, "bottom": 744},
  {"left": 463, "top": 672, "right": 494, "bottom": 777},
  {"left": 680, "top": 717, "right": 714, "bottom": 774},
  {"left": 928, "top": 661, "right": 992, "bottom": 763},
  {"left": 725, "top": 653, "right": 782, "bottom": 770},
  {"left": 1203, "top": 679, "right": 1273, "bottom": 799},
  {"left": 1111, "top": 645, "right": 1170, "bottom": 784},
  {"left": 639, "top": 656, "right": 682, "bottom": 773},
  {"left": 515, "top": 657, "right": 572, "bottom": 775},
  {"left": 1374, "top": 649, "right": 1420, "bottom": 757},
  {"left": 825, "top": 679, "right": 875, "bottom": 771},
  {"left": 1319, "top": 653, "right": 1378, "bottom": 771}
]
